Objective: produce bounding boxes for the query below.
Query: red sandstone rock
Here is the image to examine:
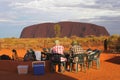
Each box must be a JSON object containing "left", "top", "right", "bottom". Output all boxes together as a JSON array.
[{"left": 20, "top": 21, "right": 109, "bottom": 38}]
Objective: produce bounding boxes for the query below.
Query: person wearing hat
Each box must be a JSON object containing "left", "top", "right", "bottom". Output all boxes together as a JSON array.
[
  {"left": 70, "top": 41, "right": 85, "bottom": 71},
  {"left": 51, "top": 40, "right": 66, "bottom": 72},
  {"left": 52, "top": 40, "right": 64, "bottom": 54},
  {"left": 70, "top": 41, "right": 84, "bottom": 54}
]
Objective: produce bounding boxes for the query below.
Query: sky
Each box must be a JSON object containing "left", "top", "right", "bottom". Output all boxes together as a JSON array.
[{"left": 0, "top": 0, "right": 120, "bottom": 38}]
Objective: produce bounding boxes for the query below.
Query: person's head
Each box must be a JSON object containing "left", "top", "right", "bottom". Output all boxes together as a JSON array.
[
  {"left": 26, "top": 50, "right": 29, "bottom": 53},
  {"left": 43, "top": 48, "right": 48, "bottom": 52},
  {"left": 12, "top": 49, "right": 17, "bottom": 53},
  {"left": 71, "top": 41, "right": 78, "bottom": 46},
  {"left": 54, "top": 40, "right": 60, "bottom": 45},
  {"left": 29, "top": 48, "right": 34, "bottom": 53}
]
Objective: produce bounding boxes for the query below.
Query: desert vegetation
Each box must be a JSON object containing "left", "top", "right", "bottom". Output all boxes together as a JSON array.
[
  {"left": 107, "top": 34, "right": 120, "bottom": 53},
  {"left": 0, "top": 35, "right": 119, "bottom": 53}
]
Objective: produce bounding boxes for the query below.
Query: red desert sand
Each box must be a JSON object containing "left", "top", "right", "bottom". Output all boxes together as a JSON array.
[{"left": 0, "top": 48, "right": 120, "bottom": 80}]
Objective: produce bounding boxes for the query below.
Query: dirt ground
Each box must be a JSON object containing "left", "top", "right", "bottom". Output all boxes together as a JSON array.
[{"left": 0, "top": 48, "right": 120, "bottom": 80}]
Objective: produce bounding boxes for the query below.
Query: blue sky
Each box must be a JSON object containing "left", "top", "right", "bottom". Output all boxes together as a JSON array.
[{"left": 0, "top": 0, "right": 120, "bottom": 38}]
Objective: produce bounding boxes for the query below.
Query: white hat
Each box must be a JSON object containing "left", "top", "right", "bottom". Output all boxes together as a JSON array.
[{"left": 55, "top": 40, "right": 60, "bottom": 45}]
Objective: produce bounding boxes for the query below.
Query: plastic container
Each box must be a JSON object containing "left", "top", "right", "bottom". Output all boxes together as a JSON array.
[
  {"left": 33, "top": 64, "right": 45, "bottom": 75},
  {"left": 32, "top": 61, "right": 45, "bottom": 75},
  {"left": 17, "top": 65, "right": 28, "bottom": 74}
]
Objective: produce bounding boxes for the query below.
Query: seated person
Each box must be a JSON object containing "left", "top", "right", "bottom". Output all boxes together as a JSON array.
[
  {"left": 23, "top": 49, "right": 36, "bottom": 61},
  {"left": 51, "top": 40, "right": 66, "bottom": 72},
  {"left": 41, "top": 48, "right": 49, "bottom": 61},
  {"left": 69, "top": 41, "right": 85, "bottom": 71},
  {"left": 29, "top": 48, "right": 36, "bottom": 61},
  {"left": 11, "top": 49, "right": 19, "bottom": 61},
  {"left": 51, "top": 40, "right": 66, "bottom": 62},
  {"left": 70, "top": 41, "right": 85, "bottom": 62}
]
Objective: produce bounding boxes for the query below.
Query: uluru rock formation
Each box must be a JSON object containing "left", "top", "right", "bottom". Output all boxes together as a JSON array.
[{"left": 20, "top": 21, "right": 110, "bottom": 38}]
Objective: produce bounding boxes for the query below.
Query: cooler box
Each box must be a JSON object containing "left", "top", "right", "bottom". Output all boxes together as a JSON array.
[
  {"left": 32, "top": 61, "right": 45, "bottom": 75},
  {"left": 17, "top": 65, "right": 28, "bottom": 74}
]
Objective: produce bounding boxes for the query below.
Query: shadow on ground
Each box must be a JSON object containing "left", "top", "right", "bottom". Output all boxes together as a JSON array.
[
  {"left": 0, "top": 71, "right": 78, "bottom": 80},
  {"left": 105, "top": 56, "right": 120, "bottom": 65},
  {"left": 0, "top": 60, "right": 77, "bottom": 80}
]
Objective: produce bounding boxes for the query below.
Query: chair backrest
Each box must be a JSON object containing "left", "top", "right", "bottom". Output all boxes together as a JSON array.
[
  {"left": 73, "top": 54, "right": 84, "bottom": 63},
  {"left": 51, "top": 53, "right": 66, "bottom": 63},
  {"left": 88, "top": 53, "right": 95, "bottom": 60},
  {"left": 51, "top": 53, "right": 61, "bottom": 63},
  {"left": 94, "top": 50, "right": 101, "bottom": 58},
  {"left": 88, "top": 50, "right": 101, "bottom": 60}
]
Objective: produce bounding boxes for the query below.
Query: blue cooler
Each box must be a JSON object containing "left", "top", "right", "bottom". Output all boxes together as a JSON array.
[{"left": 33, "top": 64, "right": 45, "bottom": 75}]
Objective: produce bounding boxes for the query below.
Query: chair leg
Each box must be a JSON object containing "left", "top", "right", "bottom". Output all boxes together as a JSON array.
[
  {"left": 88, "top": 61, "right": 92, "bottom": 69},
  {"left": 98, "top": 58, "right": 100, "bottom": 67},
  {"left": 83, "top": 63, "right": 86, "bottom": 72},
  {"left": 96, "top": 58, "right": 100, "bottom": 69},
  {"left": 51, "top": 63, "right": 55, "bottom": 72},
  {"left": 58, "top": 63, "right": 61, "bottom": 72},
  {"left": 70, "top": 63, "right": 72, "bottom": 72},
  {"left": 76, "top": 63, "right": 78, "bottom": 72},
  {"left": 60, "top": 63, "right": 63, "bottom": 73},
  {"left": 80, "top": 64, "right": 82, "bottom": 71},
  {"left": 59, "top": 62, "right": 66, "bottom": 73},
  {"left": 88, "top": 61, "right": 90, "bottom": 69},
  {"left": 64, "top": 62, "right": 66, "bottom": 72}
]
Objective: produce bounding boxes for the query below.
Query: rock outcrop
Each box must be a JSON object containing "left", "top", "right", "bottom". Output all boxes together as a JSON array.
[{"left": 20, "top": 21, "right": 110, "bottom": 38}]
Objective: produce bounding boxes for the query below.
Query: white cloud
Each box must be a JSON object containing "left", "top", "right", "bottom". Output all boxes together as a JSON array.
[
  {"left": 0, "top": 0, "right": 120, "bottom": 38},
  {"left": 11, "top": 0, "right": 96, "bottom": 11},
  {"left": 10, "top": 0, "right": 120, "bottom": 19},
  {"left": 0, "top": 17, "right": 16, "bottom": 23},
  {"left": 0, "top": 0, "right": 119, "bottom": 24},
  {"left": 0, "top": 19, "right": 11, "bottom": 22}
]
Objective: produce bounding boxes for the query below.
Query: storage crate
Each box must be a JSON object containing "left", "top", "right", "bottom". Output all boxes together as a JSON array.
[{"left": 17, "top": 65, "right": 28, "bottom": 74}]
